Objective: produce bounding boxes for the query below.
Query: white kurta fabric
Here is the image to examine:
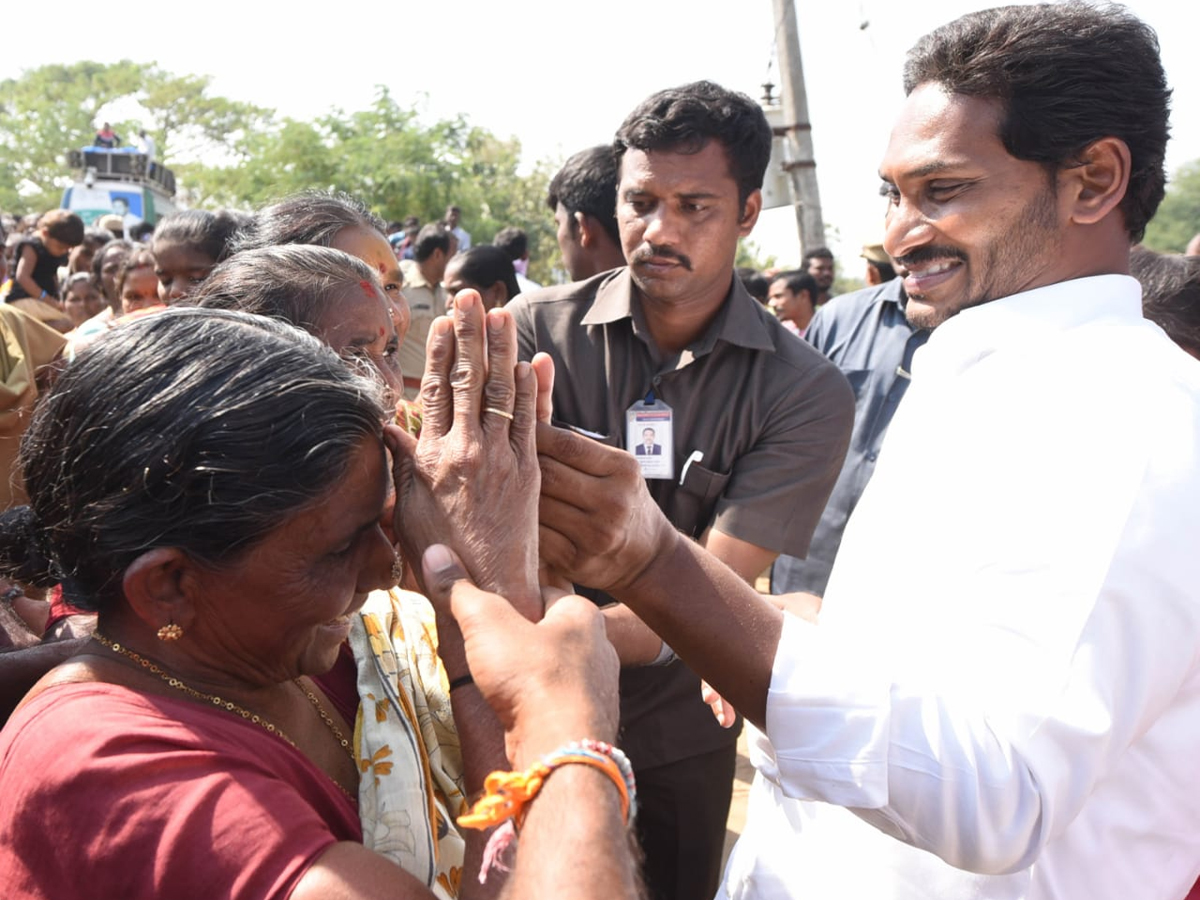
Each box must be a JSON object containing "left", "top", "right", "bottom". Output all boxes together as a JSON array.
[{"left": 721, "top": 275, "right": 1200, "bottom": 900}]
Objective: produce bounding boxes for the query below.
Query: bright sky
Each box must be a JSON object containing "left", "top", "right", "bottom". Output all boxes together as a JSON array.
[{"left": 7, "top": 0, "right": 1197, "bottom": 270}]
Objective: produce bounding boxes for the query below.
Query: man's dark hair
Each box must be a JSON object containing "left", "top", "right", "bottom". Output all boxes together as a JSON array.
[
  {"left": 448, "top": 245, "right": 521, "bottom": 304},
  {"left": 737, "top": 267, "right": 770, "bottom": 304},
  {"left": 613, "top": 80, "right": 773, "bottom": 209},
  {"left": 773, "top": 270, "right": 821, "bottom": 300},
  {"left": 546, "top": 145, "right": 621, "bottom": 247},
  {"left": 493, "top": 226, "right": 528, "bottom": 261},
  {"left": 802, "top": 246, "right": 834, "bottom": 267},
  {"left": 903, "top": 2, "right": 1171, "bottom": 242},
  {"left": 1131, "top": 246, "right": 1200, "bottom": 357},
  {"left": 413, "top": 223, "right": 451, "bottom": 263}
]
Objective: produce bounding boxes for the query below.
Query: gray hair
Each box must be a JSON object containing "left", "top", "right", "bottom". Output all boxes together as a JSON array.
[{"left": 18, "top": 307, "right": 386, "bottom": 612}]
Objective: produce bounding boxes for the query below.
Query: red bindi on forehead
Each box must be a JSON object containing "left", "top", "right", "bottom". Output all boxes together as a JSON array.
[{"left": 377, "top": 263, "right": 386, "bottom": 274}]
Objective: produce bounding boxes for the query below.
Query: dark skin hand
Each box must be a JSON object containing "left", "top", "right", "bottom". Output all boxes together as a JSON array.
[
  {"left": 420, "top": 544, "right": 642, "bottom": 900},
  {"left": 535, "top": 422, "right": 784, "bottom": 728}
]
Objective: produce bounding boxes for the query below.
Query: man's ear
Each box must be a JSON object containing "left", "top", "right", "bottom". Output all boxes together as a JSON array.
[
  {"left": 575, "top": 211, "right": 595, "bottom": 248},
  {"left": 1063, "top": 137, "right": 1131, "bottom": 227},
  {"left": 121, "top": 547, "right": 197, "bottom": 635},
  {"left": 738, "top": 189, "right": 763, "bottom": 236}
]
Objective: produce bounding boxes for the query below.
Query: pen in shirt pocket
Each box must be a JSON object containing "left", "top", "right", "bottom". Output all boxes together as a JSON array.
[{"left": 557, "top": 421, "right": 609, "bottom": 441}]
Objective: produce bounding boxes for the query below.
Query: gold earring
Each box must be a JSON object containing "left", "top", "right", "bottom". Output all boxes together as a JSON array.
[
  {"left": 157, "top": 622, "right": 183, "bottom": 642},
  {"left": 391, "top": 550, "right": 404, "bottom": 585}
]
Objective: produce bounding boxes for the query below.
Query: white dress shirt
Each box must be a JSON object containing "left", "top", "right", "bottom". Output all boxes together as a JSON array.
[{"left": 720, "top": 275, "right": 1200, "bottom": 900}]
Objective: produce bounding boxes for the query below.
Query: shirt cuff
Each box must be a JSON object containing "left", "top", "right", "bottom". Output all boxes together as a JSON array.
[{"left": 764, "top": 611, "right": 893, "bottom": 808}]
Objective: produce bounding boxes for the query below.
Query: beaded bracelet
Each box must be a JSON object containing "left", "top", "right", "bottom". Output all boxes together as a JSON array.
[
  {"left": 457, "top": 740, "right": 637, "bottom": 882},
  {"left": 459, "top": 738, "right": 637, "bottom": 831}
]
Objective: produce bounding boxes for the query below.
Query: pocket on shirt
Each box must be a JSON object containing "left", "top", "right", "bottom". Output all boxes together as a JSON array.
[{"left": 673, "top": 460, "right": 732, "bottom": 538}]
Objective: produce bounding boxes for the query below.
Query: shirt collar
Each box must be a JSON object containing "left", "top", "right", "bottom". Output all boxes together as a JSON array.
[
  {"left": 581, "top": 267, "right": 776, "bottom": 354},
  {"left": 915, "top": 274, "right": 1142, "bottom": 377}
]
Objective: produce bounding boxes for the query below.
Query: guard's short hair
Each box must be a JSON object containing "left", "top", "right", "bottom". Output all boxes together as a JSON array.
[{"left": 614, "top": 81, "right": 773, "bottom": 209}]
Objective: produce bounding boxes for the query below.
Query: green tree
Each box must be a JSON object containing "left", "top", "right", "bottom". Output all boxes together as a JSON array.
[
  {"left": 736, "top": 239, "right": 778, "bottom": 272},
  {"left": 1143, "top": 158, "right": 1200, "bottom": 253},
  {"left": 0, "top": 61, "right": 267, "bottom": 215},
  {"left": 0, "top": 60, "right": 144, "bottom": 212},
  {"left": 1, "top": 62, "right": 564, "bottom": 283}
]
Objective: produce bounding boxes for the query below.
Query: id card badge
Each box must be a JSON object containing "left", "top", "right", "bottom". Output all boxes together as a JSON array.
[{"left": 626, "top": 395, "right": 673, "bottom": 480}]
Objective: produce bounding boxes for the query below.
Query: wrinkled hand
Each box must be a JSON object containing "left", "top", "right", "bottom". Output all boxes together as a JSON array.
[
  {"left": 386, "top": 291, "right": 541, "bottom": 619},
  {"left": 422, "top": 544, "right": 619, "bottom": 769},
  {"left": 536, "top": 422, "right": 679, "bottom": 594}
]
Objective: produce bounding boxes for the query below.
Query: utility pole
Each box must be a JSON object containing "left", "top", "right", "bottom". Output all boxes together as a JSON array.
[{"left": 772, "top": 0, "right": 827, "bottom": 255}]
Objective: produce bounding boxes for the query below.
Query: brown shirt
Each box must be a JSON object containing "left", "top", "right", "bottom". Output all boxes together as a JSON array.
[{"left": 511, "top": 267, "right": 853, "bottom": 769}]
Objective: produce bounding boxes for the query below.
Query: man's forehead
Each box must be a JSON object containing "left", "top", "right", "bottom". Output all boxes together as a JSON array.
[
  {"left": 879, "top": 83, "right": 1007, "bottom": 179},
  {"left": 618, "top": 143, "right": 737, "bottom": 193}
]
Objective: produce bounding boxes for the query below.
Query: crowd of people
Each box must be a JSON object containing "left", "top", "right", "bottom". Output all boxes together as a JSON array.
[{"left": 1, "top": 3, "right": 1200, "bottom": 900}]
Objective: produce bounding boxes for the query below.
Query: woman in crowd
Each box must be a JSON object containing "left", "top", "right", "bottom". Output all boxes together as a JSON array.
[
  {"left": 64, "top": 239, "right": 133, "bottom": 355},
  {"left": 91, "top": 238, "right": 133, "bottom": 314},
  {"left": 114, "top": 247, "right": 162, "bottom": 316},
  {"left": 0, "top": 297, "right": 543, "bottom": 898},
  {"left": 443, "top": 245, "right": 521, "bottom": 312},
  {"left": 62, "top": 273, "right": 104, "bottom": 330},
  {"left": 191, "top": 245, "right": 403, "bottom": 407},
  {"left": 235, "top": 190, "right": 409, "bottom": 339},
  {"left": 151, "top": 209, "right": 245, "bottom": 304}
]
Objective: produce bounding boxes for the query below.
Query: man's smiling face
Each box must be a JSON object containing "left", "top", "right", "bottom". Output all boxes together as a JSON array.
[{"left": 879, "top": 83, "right": 1065, "bottom": 329}]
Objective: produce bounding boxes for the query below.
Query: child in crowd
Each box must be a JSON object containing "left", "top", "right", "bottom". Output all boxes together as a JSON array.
[
  {"left": 150, "top": 210, "right": 245, "bottom": 304},
  {"left": 6, "top": 210, "right": 84, "bottom": 332}
]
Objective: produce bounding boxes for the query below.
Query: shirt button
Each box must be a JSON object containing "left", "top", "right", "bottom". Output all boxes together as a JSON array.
[{"left": 867, "top": 452, "right": 878, "bottom": 462}]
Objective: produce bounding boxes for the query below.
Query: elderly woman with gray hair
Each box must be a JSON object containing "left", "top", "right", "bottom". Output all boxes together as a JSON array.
[{"left": 0, "top": 284, "right": 641, "bottom": 900}]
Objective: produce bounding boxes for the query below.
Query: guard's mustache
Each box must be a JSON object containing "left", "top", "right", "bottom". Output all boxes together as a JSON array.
[{"left": 630, "top": 245, "right": 694, "bottom": 271}]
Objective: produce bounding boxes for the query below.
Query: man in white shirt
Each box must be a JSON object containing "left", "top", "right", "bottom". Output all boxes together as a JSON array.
[
  {"left": 444, "top": 204, "right": 471, "bottom": 251},
  {"left": 532, "top": 4, "right": 1200, "bottom": 899}
]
